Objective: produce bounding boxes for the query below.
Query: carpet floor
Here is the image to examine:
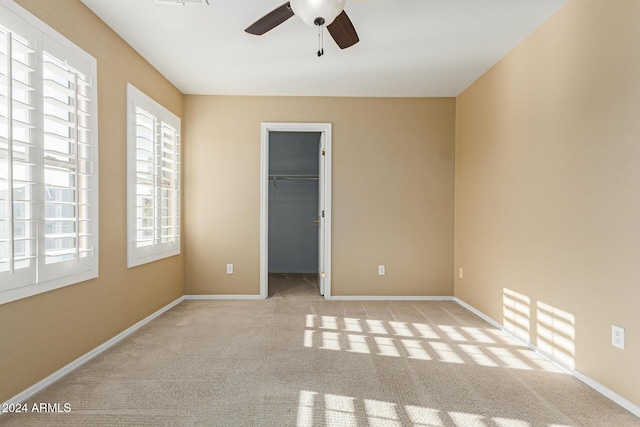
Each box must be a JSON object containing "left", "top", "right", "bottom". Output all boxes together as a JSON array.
[{"left": 1, "top": 274, "right": 638, "bottom": 426}]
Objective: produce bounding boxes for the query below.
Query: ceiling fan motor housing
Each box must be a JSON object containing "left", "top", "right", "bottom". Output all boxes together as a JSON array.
[{"left": 290, "top": 0, "right": 346, "bottom": 27}]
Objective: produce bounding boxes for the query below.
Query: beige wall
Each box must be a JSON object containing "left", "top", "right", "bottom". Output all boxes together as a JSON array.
[
  {"left": 0, "top": 0, "right": 184, "bottom": 402},
  {"left": 184, "top": 96, "right": 455, "bottom": 296},
  {"left": 455, "top": 0, "right": 640, "bottom": 407}
]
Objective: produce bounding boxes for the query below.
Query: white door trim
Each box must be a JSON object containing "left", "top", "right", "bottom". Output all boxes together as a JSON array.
[{"left": 260, "top": 122, "right": 332, "bottom": 300}]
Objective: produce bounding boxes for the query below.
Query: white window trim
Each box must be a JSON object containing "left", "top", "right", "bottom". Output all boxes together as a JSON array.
[
  {"left": 126, "top": 83, "right": 181, "bottom": 268},
  {"left": 0, "top": 0, "right": 99, "bottom": 305}
]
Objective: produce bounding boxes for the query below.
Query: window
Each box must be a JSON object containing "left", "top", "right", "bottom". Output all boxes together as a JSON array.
[
  {"left": 126, "top": 84, "right": 180, "bottom": 267},
  {"left": 0, "top": 2, "right": 98, "bottom": 305}
]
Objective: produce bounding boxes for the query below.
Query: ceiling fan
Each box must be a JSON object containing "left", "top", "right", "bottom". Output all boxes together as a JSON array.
[{"left": 245, "top": 0, "right": 359, "bottom": 56}]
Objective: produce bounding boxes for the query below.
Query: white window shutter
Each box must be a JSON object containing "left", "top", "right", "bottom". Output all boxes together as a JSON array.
[
  {"left": 40, "top": 46, "right": 95, "bottom": 282},
  {"left": 127, "top": 83, "right": 180, "bottom": 268},
  {"left": 0, "top": 24, "right": 38, "bottom": 291},
  {"left": 0, "top": 1, "right": 98, "bottom": 305}
]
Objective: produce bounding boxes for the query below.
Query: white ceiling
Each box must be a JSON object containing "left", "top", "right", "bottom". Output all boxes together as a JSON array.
[{"left": 79, "top": 0, "right": 568, "bottom": 97}]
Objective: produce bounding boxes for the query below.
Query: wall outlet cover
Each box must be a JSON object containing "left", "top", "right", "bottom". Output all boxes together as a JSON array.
[{"left": 612, "top": 325, "right": 625, "bottom": 350}]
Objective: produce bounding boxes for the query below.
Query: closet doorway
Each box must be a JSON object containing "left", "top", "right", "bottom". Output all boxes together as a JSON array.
[{"left": 260, "top": 123, "right": 332, "bottom": 299}]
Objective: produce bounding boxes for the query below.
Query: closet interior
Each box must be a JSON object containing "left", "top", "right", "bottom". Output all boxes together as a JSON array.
[{"left": 268, "top": 131, "right": 321, "bottom": 278}]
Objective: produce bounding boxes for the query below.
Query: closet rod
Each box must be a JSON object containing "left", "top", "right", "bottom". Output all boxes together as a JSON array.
[{"left": 269, "top": 175, "right": 318, "bottom": 181}]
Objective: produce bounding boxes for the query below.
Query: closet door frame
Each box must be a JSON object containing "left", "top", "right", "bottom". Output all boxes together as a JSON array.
[{"left": 259, "top": 122, "right": 332, "bottom": 299}]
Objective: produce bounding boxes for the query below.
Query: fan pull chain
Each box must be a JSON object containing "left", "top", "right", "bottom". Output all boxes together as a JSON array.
[{"left": 317, "top": 24, "right": 324, "bottom": 57}]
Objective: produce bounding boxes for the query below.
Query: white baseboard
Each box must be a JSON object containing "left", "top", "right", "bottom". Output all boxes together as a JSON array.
[
  {"left": 186, "top": 295, "right": 452, "bottom": 302},
  {"left": 571, "top": 369, "right": 640, "bottom": 418},
  {"left": 2, "top": 296, "right": 185, "bottom": 410},
  {"left": 454, "top": 297, "right": 640, "bottom": 418},
  {"left": 184, "top": 294, "right": 263, "bottom": 300},
  {"left": 330, "top": 295, "right": 454, "bottom": 301}
]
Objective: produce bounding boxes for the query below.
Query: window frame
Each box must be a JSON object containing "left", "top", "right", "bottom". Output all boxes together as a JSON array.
[
  {"left": 126, "top": 83, "right": 181, "bottom": 268},
  {"left": 0, "top": 0, "right": 99, "bottom": 305}
]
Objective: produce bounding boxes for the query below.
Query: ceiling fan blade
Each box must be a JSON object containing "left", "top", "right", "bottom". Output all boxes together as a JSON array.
[
  {"left": 327, "top": 10, "right": 359, "bottom": 49},
  {"left": 245, "top": 2, "right": 295, "bottom": 35}
]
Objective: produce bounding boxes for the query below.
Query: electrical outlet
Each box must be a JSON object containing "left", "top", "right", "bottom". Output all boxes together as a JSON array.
[
  {"left": 226, "top": 264, "right": 234, "bottom": 275},
  {"left": 612, "top": 325, "right": 625, "bottom": 350},
  {"left": 459, "top": 267, "right": 464, "bottom": 279},
  {"left": 378, "top": 265, "right": 385, "bottom": 276}
]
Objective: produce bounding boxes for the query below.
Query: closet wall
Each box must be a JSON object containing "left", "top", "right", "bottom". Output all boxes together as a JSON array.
[{"left": 268, "top": 132, "right": 320, "bottom": 273}]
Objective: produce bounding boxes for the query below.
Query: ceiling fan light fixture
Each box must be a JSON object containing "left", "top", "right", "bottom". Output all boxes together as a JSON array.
[{"left": 290, "top": 0, "right": 346, "bottom": 27}]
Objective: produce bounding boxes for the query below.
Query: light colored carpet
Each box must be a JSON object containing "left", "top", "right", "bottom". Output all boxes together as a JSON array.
[{"left": 1, "top": 275, "right": 638, "bottom": 426}]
